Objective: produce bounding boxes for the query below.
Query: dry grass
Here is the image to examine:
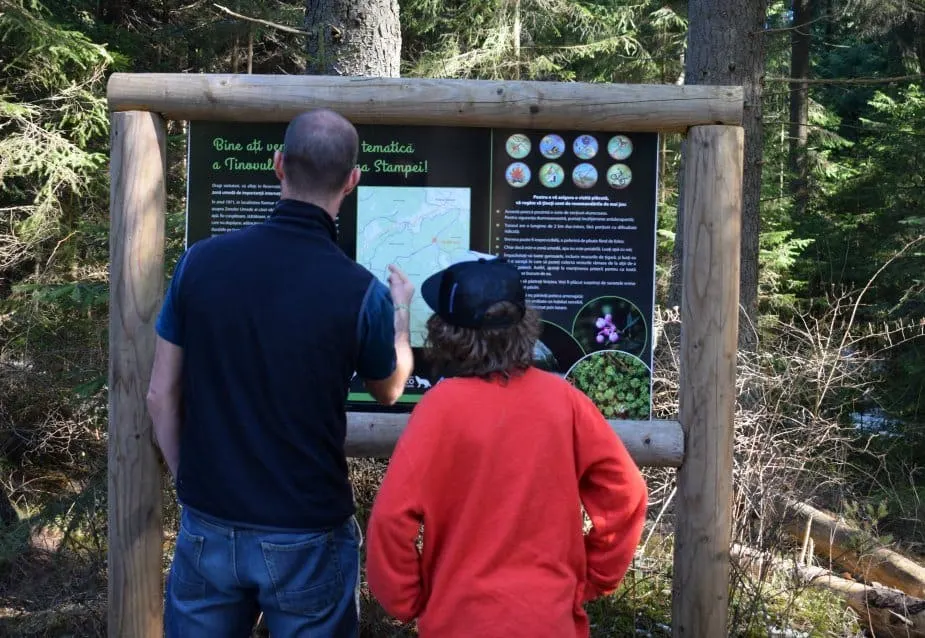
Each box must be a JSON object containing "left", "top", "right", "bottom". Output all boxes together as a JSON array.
[{"left": 0, "top": 546, "right": 105, "bottom": 637}]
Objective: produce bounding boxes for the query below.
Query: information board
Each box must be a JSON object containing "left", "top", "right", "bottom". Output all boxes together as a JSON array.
[{"left": 187, "top": 122, "right": 658, "bottom": 419}]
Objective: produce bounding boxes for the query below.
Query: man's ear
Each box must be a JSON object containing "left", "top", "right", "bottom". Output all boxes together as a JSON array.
[
  {"left": 343, "top": 166, "right": 361, "bottom": 196},
  {"left": 273, "top": 151, "right": 285, "bottom": 182}
]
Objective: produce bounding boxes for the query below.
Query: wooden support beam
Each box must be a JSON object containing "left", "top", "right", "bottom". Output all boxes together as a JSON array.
[
  {"left": 672, "top": 125, "right": 743, "bottom": 638},
  {"left": 346, "top": 414, "right": 685, "bottom": 467},
  {"left": 108, "top": 111, "right": 167, "bottom": 638},
  {"left": 106, "top": 73, "right": 744, "bottom": 132}
]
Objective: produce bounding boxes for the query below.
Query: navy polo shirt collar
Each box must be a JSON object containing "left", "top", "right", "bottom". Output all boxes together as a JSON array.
[{"left": 270, "top": 198, "right": 337, "bottom": 242}]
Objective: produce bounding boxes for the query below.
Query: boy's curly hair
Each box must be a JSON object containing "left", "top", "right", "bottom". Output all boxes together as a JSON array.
[{"left": 423, "top": 301, "right": 542, "bottom": 381}]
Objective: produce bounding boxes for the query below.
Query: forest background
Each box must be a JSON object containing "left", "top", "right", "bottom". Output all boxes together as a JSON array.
[{"left": 1, "top": 0, "right": 924, "bottom": 636}]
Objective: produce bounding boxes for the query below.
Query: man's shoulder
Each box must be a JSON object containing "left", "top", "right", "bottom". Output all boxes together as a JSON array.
[
  {"left": 182, "top": 228, "right": 253, "bottom": 261},
  {"left": 345, "top": 258, "right": 377, "bottom": 284},
  {"left": 305, "top": 240, "right": 376, "bottom": 288},
  {"left": 350, "top": 264, "right": 387, "bottom": 320}
]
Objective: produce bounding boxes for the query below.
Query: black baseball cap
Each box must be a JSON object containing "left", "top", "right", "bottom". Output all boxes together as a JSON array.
[{"left": 420, "top": 257, "right": 526, "bottom": 329}]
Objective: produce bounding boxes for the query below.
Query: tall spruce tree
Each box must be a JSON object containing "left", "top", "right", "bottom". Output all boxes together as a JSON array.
[
  {"left": 669, "top": 0, "right": 768, "bottom": 346},
  {"left": 306, "top": 0, "right": 402, "bottom": 76}
]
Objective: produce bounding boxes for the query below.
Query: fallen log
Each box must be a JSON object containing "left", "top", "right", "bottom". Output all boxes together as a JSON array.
[
  {"left": 731, "top": 543, "right": 925, "bottom": 638},
  {"left": 773, "top": 498, "right": 925, "bottom": 599}
]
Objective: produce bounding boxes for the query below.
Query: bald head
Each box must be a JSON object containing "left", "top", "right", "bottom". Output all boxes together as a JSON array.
[{"left": 280, "top": 109, "right": 359, "bottom": 198}]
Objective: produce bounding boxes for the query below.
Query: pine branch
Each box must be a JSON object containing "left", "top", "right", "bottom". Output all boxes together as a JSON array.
[
  {"left": 760, "top": 12, "right": 842, "bottom": 35},
  {"left": 767, "top": 74, "right": 925, "bottom": 85},
  {"left": 211, "top": 3, "right": 305, "bottom": 35}
]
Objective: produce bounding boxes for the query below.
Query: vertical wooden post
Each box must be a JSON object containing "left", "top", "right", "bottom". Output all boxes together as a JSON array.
[
  {"left": 109, "top": 111, "right": 167, "bottom": 638},
  {"left": 672, "top": 125, "right": 743, "bottom": 637}
]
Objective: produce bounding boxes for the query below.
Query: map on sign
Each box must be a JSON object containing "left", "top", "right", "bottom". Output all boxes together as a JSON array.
[{"left": 356, "top": 186, "right": 472, "bottom": 346}]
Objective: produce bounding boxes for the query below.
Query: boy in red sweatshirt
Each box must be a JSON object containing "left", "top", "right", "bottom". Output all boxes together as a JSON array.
[{"left": 365, "top": 257, "right": 648, "bottom": 638}]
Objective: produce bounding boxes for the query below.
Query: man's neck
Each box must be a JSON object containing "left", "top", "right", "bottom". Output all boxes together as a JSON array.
[{"left": 279, "top": 190, "right": 339, "bottom": 219}]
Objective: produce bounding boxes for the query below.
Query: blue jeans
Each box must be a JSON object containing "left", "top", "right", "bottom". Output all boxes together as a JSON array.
[{"left": 165, "top": 507, "right": 362, "bottom": 638}]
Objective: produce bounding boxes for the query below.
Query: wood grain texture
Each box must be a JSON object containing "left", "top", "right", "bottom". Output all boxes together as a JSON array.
[
  {"left": 106, "top": 73, "right": 744, "bottom": 132},
  {"left": 108, "top": 111, "right": 167, "bottom": 638},
  {"left": 672, "top": 125, "right": 744, "bottom": 638},
  {"left": 346, "top": 413, "right": 684, "bottom": 467}
]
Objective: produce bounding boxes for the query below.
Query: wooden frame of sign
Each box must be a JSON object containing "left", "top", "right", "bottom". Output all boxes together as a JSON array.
[{"left": 106, "top": 73, "right": 743, "bottom": 638}]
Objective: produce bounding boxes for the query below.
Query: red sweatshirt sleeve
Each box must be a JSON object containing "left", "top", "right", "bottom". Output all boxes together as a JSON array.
[
  {"left": 365, "top": 410, "right": 429, "bottom": 623},
  {"left": 572, "top": 389, "right": 648, "bottom": 602}
]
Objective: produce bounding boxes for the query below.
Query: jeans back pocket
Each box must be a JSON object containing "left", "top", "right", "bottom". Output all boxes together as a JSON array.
[
  {"left": 260, "top": 531, "right": 344, "bottom": 616},
  {"left": 170, "top": 525, "right": 207, "bottom": 600}
]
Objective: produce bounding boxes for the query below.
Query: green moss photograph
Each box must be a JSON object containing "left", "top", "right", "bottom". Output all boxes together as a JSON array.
[{"left": 565, "top": 350, "right": 652, "bottom": 420}]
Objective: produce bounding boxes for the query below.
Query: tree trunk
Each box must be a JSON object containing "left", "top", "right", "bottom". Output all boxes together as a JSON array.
[
  {"left": 789, "top": 0, "right": 812, "bottom": 219},
  {"left": 0, "top": 487, "right": 17, "bottom": 526},
  {"left": 305, "top": 0, "right": 402, "bottom": 77},
  {"left": 667, "top": 139, "right": 686, "bottom": 311},
  {"left": 668, "top": 0, "right": 767, "bottom": 346},
  {"left": 512, "top": 0, "right": 522, "bottom": 79},
  {"left": 100, "top": 0, "right": 127, "bottom": 25},
  {"left": 666, "top": 53, "right": 685, "bottom": 311},
  {"left": 915, "top": 14, "right": 925, "bottom": 76},
  {"left": 247, "top": 28, "right": 254, "bottom": 74}
]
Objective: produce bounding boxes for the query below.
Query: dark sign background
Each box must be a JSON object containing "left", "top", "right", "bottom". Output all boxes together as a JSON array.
[
  {"left": 186, "top": 122, "right": 492, "bottom": 250},
  {"left": 489, "top": 129, "right": 659, "bottom": 365},
  {"left": 186, "top": 122, "right": 658, "bottom": 417}
]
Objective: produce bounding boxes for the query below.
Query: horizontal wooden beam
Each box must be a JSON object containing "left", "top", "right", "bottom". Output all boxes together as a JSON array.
[
  {"left": 106, "top": 73, "right": 743, "bottom": 132},
  {"left": 345, "top": 412, "right": 684, "bottom": 467}
]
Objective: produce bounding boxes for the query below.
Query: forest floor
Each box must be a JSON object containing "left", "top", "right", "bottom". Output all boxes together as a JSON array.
[
  {"left": 0, "top": 460, "right": 882, "bottom": 638},
  {"left": 0, "top": 460, "right": 682, "bottom": 637},
  {"left": 0, "top": 461, "right": 922, "bottom": 638}
]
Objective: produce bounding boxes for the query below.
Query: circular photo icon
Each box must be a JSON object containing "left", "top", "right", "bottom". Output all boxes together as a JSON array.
[
  {"left": 505, "top": 133, "right": 531, "bottom": 159},
  {"left": 565, "top": 350, "right": 652, "bottom": 420},
  {"left": 607, "top": 135, "right": 633, "bottom": 160},
  {"left": 571, "top": 295, "right": 647, "bottom": 358},
  {"left": 572, "top": 163, "right": 598, "bottom": 189},
  {"left": 505, "top": 162, "right": 531, "bottom": 188},
  {"left": 573, "top": 134, "right": 599, "bottom": 160},
  {"left": 539, "top": 162, "right": 565, "bottom": 188},
  {"left": 539, "top": 134, "right": 566, "bottom": 159},
  {"left": 533, "top": 321, "right": 586, "bottom": 377},
  {"left": 606, "top": 163, "right": 633, "bottom": 189}
]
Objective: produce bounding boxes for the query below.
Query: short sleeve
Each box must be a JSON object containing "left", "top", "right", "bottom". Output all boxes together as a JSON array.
[
  {"left": 356, "top": 278, "right": 397, "bottom": 381},
  {"left": 155, "top": 249, "right": 192, "bottom": 347}
]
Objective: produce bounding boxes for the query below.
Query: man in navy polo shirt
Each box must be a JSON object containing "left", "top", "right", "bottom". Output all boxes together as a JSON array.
[{"left": 146, "top": 108, "right": 415, "bottom": 637}]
